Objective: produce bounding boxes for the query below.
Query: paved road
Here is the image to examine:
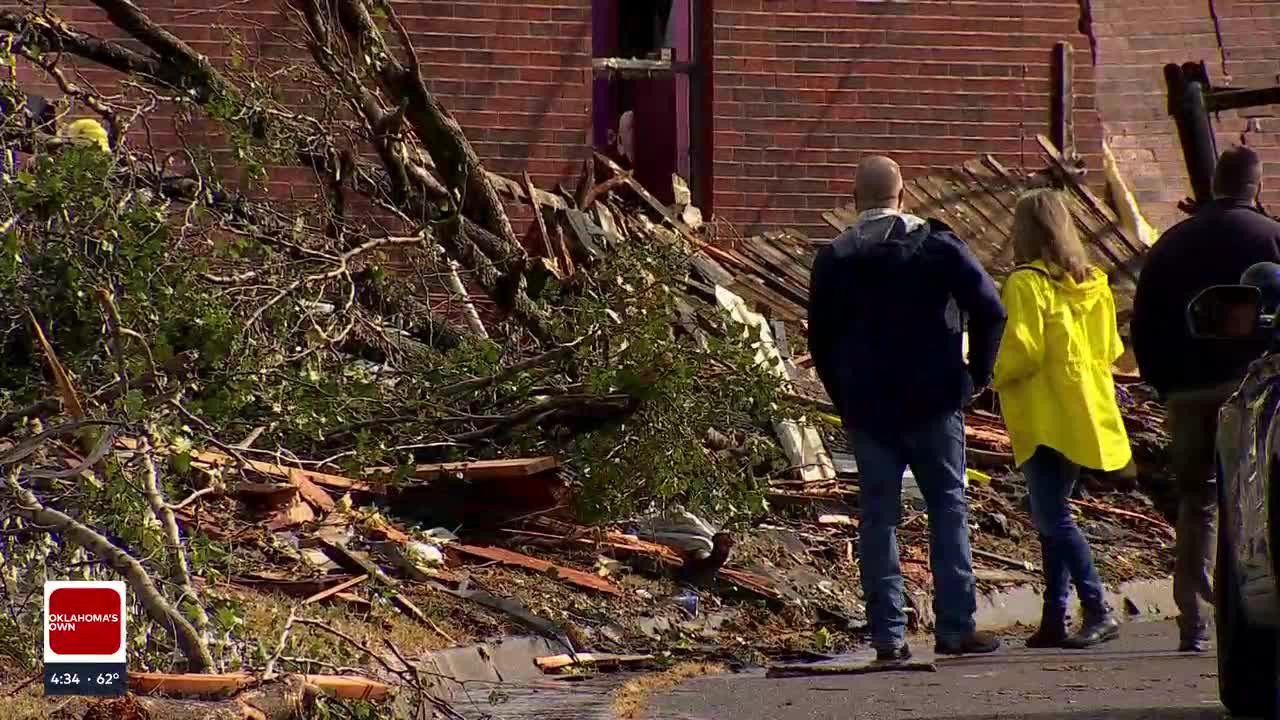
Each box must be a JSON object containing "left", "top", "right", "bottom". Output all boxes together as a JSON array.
[{"left": 651, "top": 620, "right": 1227, "bottom": 720}]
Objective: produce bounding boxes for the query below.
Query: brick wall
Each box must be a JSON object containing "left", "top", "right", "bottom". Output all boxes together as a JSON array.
[
  {"left": 1092, "top": 0, "right": 1280, "bottom": 231},
  {"left": 25, "top": 1, "right": 1267, "bottom": 244},
  {"left": 712, "top": 0, "right": 1101, "bottom": 239},
  {"left": 6, "top": 1, "right": 593, "bottom": 203}
]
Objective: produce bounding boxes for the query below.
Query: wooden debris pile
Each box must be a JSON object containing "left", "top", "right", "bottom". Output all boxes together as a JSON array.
[
  {"left": 0, "top": 124, "right": 1175, "bottom": 716},
  {"left": 667, "top": 142, "right": 1168, "bottom": 489}
]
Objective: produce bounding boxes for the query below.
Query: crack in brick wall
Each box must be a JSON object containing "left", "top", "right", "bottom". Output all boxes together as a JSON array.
[
  {"left": 1206, "top": 0, "right": 1229, "bottom": 81},
  {"left": 1092, "top": 0, "right": 1280, "bottom": 231},
  {"left": 4, "top": 1, "right": 1104, "bottom": 242}
]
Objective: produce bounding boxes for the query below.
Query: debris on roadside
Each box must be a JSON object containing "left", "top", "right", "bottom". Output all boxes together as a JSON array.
[
  {"left": 0, "top": 55, "right": 1173, "bottom": 717},
  {"left": 766, "top": 658, "right": 938, "bottom": 678}
]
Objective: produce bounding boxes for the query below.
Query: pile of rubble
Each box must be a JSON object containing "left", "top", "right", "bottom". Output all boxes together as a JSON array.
[
  {"left": 0, "top": 2, "right": 1179, "bottom": 716},
  {"left": 5, "top": 150, "right": 1177, "bottom": 713}
]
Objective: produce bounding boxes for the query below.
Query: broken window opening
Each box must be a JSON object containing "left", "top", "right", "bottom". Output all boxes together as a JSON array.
[
  {"left": 618, "top": 0, "right": 676, "bottom": 60},
  {"left": 591, "top": 0, "right": 712, "bottom": 212}
]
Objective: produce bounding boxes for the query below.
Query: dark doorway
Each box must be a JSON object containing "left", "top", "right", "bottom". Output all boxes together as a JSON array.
[{"left": 591, "top": 0, "right": 712, "bottom": 211}]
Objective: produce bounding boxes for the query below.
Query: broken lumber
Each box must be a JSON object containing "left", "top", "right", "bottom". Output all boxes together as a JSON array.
[
  {"left": 130, "top": 672, "right": 254, "bottom": 697},
  {"left": 450, "top": 543, "right": 620, "bottom": 595},
  {"left": 524, "top": 170, "right": 563, "bottom": 274},
  {"left": 129, "top": 672, "right": 389, "bottom": 701},
  {"left": 235, "top": 482, "right": 297, "bottom": 508},
  {"left": 522, "top": 525, "right": 784, "bottom": 601},
  {"left": 288, "top": 469, "right": 336, "bottom": 512},
  {"left": 232, "top": 573, "right": 353, "bottom": 598},
  {"left": 972, "top": 547, "right": 1036, "bottom": 572},
  {"left": 535, "top": 653, "right": 654, "bottom": 671},
  {"left": 594, "top": 151, "right": 699, "bottom": 241},
  {"left": 386, "top": 456, "right": 559, "bottom": 482},
  {"left": 90, "top": 676, "right": 316, "bottom": 720},
  {"left": 128, "top": 441, "right": 379, "bottom": 493},
  {"left": 266, "top": 497, "right": 317, "bottom": 531},
  {"left": 302, "top": 574, "right": 369, "bottom": 606},
  {"left": 317, "top": 539, "right": 431, "bottom": 622}
]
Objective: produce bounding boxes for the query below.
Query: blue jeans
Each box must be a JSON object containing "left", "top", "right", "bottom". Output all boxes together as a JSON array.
[
  {"left": 1023, "top": 446, "right": 1107, "bottom": 619},
  {"left": 850, "top": 410, "right": 977, "bottom": 650}
]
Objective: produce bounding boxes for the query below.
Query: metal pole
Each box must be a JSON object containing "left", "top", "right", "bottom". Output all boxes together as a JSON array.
[{"left": 1165, "top": 63, "right": 1218, "bottom": 209}]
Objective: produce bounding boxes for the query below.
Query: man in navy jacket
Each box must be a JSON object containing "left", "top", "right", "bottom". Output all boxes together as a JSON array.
[{"left": 808, "top": 156, "right": 1007, "bottom": 661}]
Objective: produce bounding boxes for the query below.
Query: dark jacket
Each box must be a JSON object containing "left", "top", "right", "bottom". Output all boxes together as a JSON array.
[
  {"left": 808, "top": 213, "right": 1007, "bottom": 438},
  {"left": 1131, "top": 199, "right": 1280, "bottom": 396}
]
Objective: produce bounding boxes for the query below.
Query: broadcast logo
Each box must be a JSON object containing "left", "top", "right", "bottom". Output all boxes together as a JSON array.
[{"left": 43, "top": 581, "right": 128, "bottom": 696}]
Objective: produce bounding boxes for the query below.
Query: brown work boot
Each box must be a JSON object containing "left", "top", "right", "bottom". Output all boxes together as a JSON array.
[{"left": 935, "top": 630, "right": 1002, "bottom": 656}]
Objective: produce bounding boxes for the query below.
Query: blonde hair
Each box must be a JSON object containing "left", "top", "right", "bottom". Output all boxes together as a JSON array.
[{"left": 1012, "top": 189, "right": 1090, "bottom": 282}]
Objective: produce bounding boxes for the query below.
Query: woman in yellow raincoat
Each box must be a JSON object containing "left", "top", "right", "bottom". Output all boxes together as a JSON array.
[{"left": 993, "top": 189, "right": 1132, "bottom": 649}]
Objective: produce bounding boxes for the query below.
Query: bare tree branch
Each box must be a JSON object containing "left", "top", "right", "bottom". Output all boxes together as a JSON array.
[
  {"left": 0, "top": 10, "right": 165, "bottom": 80},
  {"left": 5, "top": 471, "right": 214, "bottom": 671},
  {"left": 138, "top": 439, "right": 211, "bottom": 649},
  {"left": 87, "top": 0, "right": 228, "bottom": 100}
]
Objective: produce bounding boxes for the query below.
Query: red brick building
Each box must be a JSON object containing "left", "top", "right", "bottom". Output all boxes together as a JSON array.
[
  {"left": 1092, "top": 0, "right": 1280, "bottom": 230},
  {"left": 10, "top": 1, "right": 1280, "bottom": 238}
]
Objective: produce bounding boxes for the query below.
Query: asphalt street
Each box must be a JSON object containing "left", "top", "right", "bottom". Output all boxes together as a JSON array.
[{"left": 650, "top": 620, "right": 1228, "bottom": 720}]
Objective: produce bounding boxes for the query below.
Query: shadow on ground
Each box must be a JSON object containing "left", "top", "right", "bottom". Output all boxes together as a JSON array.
[{"left": 936, "top": 711, "right": 1223, "bottom": 720}]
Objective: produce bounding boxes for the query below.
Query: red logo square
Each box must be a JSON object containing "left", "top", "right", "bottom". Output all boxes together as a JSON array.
[{"left": 48, "top": 587, "right": 122, "bottom": 656}]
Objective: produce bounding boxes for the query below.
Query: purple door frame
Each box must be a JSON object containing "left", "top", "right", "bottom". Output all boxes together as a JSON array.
[
  {"left": 590, "top": 0, "right": 619, "bottom": 151},
  {"left": 591, "top": 0, "right": 707, "bottom": 208},
  {"left": 673, "top": 0, "right": 692, "bottom": 181}
]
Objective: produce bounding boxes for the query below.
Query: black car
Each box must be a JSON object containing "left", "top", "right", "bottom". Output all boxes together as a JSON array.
[{"left": 1187, "top": 277, "right": 1280, "bottom": 718}]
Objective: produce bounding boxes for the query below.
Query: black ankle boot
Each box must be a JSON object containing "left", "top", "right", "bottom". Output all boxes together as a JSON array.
[
  {"left": 1063, "top": 612, "right": 1120, "bottom": 649},
  {"left": 1026, "top": 624, "right": 1069, "bottom": 648},
  {"left": 1025, "top": 607, "right": 1069, "bottom": 648}
]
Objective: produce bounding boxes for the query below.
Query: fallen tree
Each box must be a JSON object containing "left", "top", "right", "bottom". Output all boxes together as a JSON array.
[{"left": 0, "top": 0, "right": 789, "bottom": 697}]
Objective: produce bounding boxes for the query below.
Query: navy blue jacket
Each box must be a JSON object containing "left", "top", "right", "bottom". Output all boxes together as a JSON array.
[
  {"left": 808, "top": 214, "right": 1007, "bottom": 439},
  {"left": 1132, "top": 199, "right": 1280, "bottom": 396}
]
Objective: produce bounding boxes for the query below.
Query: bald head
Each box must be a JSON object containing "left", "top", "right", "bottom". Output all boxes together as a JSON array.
[
  {"left": 855, "top": 155, "right": 904, "bottom": 211},
  {"left": 1214, "top": 145, "right": 1263, "bottom": 202}
]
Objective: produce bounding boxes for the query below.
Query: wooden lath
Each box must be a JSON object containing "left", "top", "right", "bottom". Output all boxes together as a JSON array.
[{"left": 819, "top": 146, "right": 1144, "bottom": 289}]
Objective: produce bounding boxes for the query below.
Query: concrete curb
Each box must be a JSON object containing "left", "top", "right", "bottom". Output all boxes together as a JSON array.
[
  {"left": 400, "top": 635, "right": 615, "bottom": 719},
  {"left": 974, "top": 577, "right": 1177, "bottom": 630}
]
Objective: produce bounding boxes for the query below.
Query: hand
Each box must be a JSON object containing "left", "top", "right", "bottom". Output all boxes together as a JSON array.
[{"left": 967, "top": 386, "right": 989, "bottom": 407}]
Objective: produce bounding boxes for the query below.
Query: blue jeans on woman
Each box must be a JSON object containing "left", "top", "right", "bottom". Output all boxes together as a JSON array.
[{"left": 1024, "top": 446, "right": 1107, "bottom": 619}]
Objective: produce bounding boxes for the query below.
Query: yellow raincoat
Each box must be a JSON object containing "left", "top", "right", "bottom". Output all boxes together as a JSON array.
[{"left": 992, "top": 260, "right": 1132, "bottom": 470}]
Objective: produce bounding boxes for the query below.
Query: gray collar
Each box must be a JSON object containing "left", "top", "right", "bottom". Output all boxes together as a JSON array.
[{"left": 854, "top": 207, "right": 926, "bottom": 234}]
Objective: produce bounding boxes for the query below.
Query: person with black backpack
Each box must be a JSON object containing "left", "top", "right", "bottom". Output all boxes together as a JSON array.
[{"left": 808, "top": 155, "right": 1007, "bottom": 662}]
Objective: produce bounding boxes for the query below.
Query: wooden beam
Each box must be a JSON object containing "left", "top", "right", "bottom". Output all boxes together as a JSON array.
[
  {"left": 594, "top": 151, "right": 699, "bottom": 240},
  {"left": 487, "top": 171, "right": 568, "bottom": 211},
  {"left": 536, "top": 653, "right": 654, "bottom": 671},
  {"left": 1205, "top": 85, "right": 1280, "bottom": 113},
  {"left": 129, "top": 672, "right": 389, "bottom": 700},
  {"left": 451, "top": 543, "right": 621, "bottom": 595},
  {"left": 1051, "top": 41, "right": 1075, "bottom": 160},
  {"left": 302, "top": 573, "right": 369, "bottom": 606},
  {"left": 406, "top": 456, "right": 559, "bottom": 481},
  {"left": 524, "top": 171, "right": 559, "bottom": 269},
  {"left": 592, "top": 57, "right": 695, "bottom": 77}
]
